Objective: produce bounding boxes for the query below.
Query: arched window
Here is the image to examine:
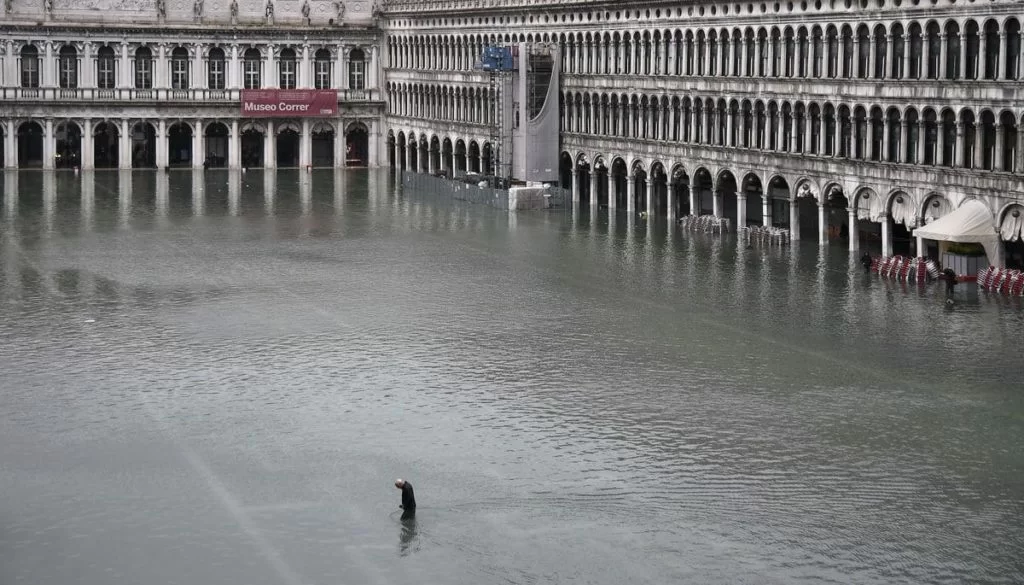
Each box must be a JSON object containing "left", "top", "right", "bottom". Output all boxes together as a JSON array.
[
  {"left": 20, "top": 45, "right": 39, "bottom": 88},
  {"left": 207, "top": 47, "right": 226, "bottom": 90},
  {"left": 134, "top": 46, "right": 153, "bottom": 89},
  {"left": 314, "top": 49, "right": 332, "bottom": 89},
  {"left": 243, "top": 48, "right": 262, "bottom": 89},
  {"left": 279, "top": 48, "right": 297, "bottom": 89},
  {"left": 171, "top": 47, "right": 190, "bottom": 90},
  {"left": 58, "top": 45, "right": 78, "bottom": 89},
  {"left": 97, "top": 46, "right": 116, "bottom": 90},
  {"left": 349, "top": 48, "right": 366, "bottom": 90}
]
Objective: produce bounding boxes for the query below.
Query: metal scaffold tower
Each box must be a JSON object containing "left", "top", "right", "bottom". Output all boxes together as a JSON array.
[{"left": 479, "top": 45, "right": 515, "bottom": 185}]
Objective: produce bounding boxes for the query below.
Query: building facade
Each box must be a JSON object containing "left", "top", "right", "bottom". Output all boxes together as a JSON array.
[
  {"left": 382, "top": 0, "right": 1024, "bottom": 265},
  {"left": 0, "top": 0, "right": 385, "bottom": 171}
]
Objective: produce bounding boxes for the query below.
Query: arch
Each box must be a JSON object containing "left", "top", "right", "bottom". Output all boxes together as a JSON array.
[
  {"left": 130, "top": 121, "right": 157, "bottom": 168},
  {"left": 921, "top": 192, "right": 953, "bottom": 225},
  {"left": 167, "top": 121, "right": 193, "bottom": 167},
  {"left": 345, "top": 122, "right": 370, "bottom": 167},
  {"left": 54, "top": 120, "right": 82, "bottom": 169}
]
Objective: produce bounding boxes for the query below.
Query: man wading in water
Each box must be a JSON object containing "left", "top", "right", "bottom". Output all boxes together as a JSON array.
[{"left": 395, "top": 479, "right": 416, "bottom": 520}]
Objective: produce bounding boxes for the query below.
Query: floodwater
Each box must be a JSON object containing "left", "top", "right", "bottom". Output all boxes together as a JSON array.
[{"left": 1, "top": 169, "right": 1022, "bottom": 585}]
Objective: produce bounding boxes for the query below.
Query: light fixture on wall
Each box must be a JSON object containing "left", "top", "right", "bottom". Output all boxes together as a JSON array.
[
  {"left": 1013, "top": 208, "right": 1021, "bottom": 218},
  {"left": 931, "top": 200, "right": 940, "bottom": 208},
  {"left": 895, "top": 195, "right": 904, "bottom": 204},
  {"left": 861, "top": 193, "right": 870, "bottom": 200}
]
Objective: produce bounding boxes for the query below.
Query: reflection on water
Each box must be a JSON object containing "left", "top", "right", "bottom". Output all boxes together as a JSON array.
[
  {"left": 399, "top": 514, "right": 419, "bottom": 557},
  {"left": 0, "top": 169, "right": 1022, "bottom": 585}
]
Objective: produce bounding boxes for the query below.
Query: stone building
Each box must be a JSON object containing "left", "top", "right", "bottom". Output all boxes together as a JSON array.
[
  {"left": 382, "top": 0, "right": 1024, "bottom": 265},
  {"left": 0, "top": 0, "right": 384, "bottom": 170}
]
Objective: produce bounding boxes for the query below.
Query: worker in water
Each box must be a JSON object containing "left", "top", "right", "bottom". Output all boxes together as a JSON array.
[
  {"left": 942, "top": 268, "right": 958, "bottom": 300},
  {"left": 395, "top": 479, "right": 416, "bottom": 519},
  {"left": 861, "top": 251, "right": 873, "bottom": 272}
]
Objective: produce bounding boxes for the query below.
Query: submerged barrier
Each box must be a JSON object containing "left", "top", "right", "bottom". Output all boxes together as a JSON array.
[
  {"left": 977, "top": 267, "right": 1024, "bottom": 296},
  {"left": 872, "top": 255, "right": 940, "bottom": 282},
  {"left": 400, "top": 171, "right": 569, "bottom": 211},
  {"left": 741, "top": 225, "right": 791, "bottom": 246},
  {"left": 677, "top": 214, "right": 730, "bottom": 234}
]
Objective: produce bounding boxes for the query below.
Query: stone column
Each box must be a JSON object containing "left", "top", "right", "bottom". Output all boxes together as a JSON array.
[
  {"left": 979, "top": 32, "right": 987, "bottom": 79},
  {"left": 229, "top": 44, "right": 240, "bottom": 89},
  {"left": 300, "top": 44, "right": 311, "bottom": 88},
  {"left": 848, "top": 207, "right": 858, "bottom": 251},
  {"left": 937, "top": 121, "right": 947, "bottom": 165},
  {"left": 300, "top": 119, "right": 311, "bottom": 168},
  {"left": 82, "top": 119, "right": 94, "bottom": 170},
  {"left": 645, "top": 179, "right": 654, "bottom": 214},
  {"left": 939, "top": 33, "right": 948, "bottom": 79},
  {"left": 884, "top": 34, "right": 893, "bottom": 78},
  {"left": 763, "top": 197, "right": 771, "bottom": 226},
  {"left": 974, "top": 122, "right": 984, "bottom": 169},
  {"left": 156, "top": 43, "right": 168, "bottom": 90},
  {"left": 790, "top": 200, "right": 800, "bottom": 240},
  {"left": 881, "top": 214, "right": 892, "bottom": 256},
  {"left": 737, "top": 193, "right": 747, "bottom": 229},
  {"left": 120, "top": 43, "right": 131, "bottom": 89},
  {"left": 668, "top": 37, "right": 677, "bottom": 75},
  {"left": 193, "top": 120, "right": 205, "bottom": 169},
  {"left": 954, "top": 122, "right": 965, "bottom": 167},
  {"left": 995, "top": 32, "right": 1006, "bottom": 80},
  {"left": 868, "top": 33, "right": 877, "bottom": 78},
  {"left": 264, "top": 121, "right": 275, "bottom": 168},
  {"left": 193, "top": 43, "right": 204, "bottom": 89},
  {"left": 607, "top": 173, "right": 616, "bottom": 209},
  {"left": 626, "top": 174, "right": 635, "bottom": 212},
  {"left": 958, "top": 31, "right": 967, "bottom": 79},
  {"left": 43, "top": 41, "right": 55, "bottom": 88},
  {"left": 818, "top": 202, "right": 827, "bottom": 245},
  {"left": 571, "top": 168, "right": 580, "bottom": 204},
  {"left": 852, "top": 38, "right": 860, "bottom": 78},
  {"left": 899, "top": 120, "right": 908, "bottom": 163},
  {"left": 155, "top": 119, "right": 168, "bottom": 168},
  {"left": 264, "top": 45, "right": 275, "bottom": 88},
  {"left": 903, "top": 35, "right": 911, "bottom": 79},
  {"left": 42, "top": 118, "right": 54, "bottom": 170},
  {"left": 689, "top": 187, "right": 697, "bottom": 217},
  {"left": 230, "top": 119, "right": 240, "bottom": 169},
  {"left": 590, "top": 170, "right": 599, "bottom": 209},
  {"left": 922, "top": 33, "right": 931, "bottom": 79},
  {"left": 1018, "top": 128, "right": 1024, "bottom": 173},
  {"left": 883, "top": 116, "right": 892, "bottom": 162},
  {"left": 119, "top": 119, "right": 131, "bottom": 168},
  {"left": 668, "top": 184, "right": 677, "bottom": 220},
  {"left": 727, "top": 110, "right": 735, "bottom": 147},
  {"left": 917, "top": 120, "right": 927, "bottom": 164}
]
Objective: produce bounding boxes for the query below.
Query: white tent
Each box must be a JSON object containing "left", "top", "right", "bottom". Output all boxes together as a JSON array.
[{"left": 912, "top": 199, "right": 1000, "bottom": 264}]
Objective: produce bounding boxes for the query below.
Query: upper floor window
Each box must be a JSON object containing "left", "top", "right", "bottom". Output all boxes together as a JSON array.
[
  {"left": 314, "top": 49, "right": 332, "bottom": 89},
  {"left": 243, "top": 48, "right": 262, "bottom": 89},
  {"left": 58, "top": 45, "right": 78, "bottom": 89},
  {"left": 97, "top": 46, "right": 116, "bottom": 89},
  {"left": 348, "top": 48, "right": 365, "bottom": 90},
  {"left": 208, "top": 47, "right": 226, "bottom": 90},
  {"left": 279, "top": 48, "right": 297, "bottom": 89},
  {"left": 135, "top": 46, "right": 153, "bottom": 89},
  {"left": 20, "top": 45, "right": 40, "bottom": 88},
  {"left": 171, "top": 47, "right": 190, "bottom": 90}
]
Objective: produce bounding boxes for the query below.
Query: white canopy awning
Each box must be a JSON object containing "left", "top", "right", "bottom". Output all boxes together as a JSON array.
[{"left": 912, "top": 199, "right": 1000, "bottom": 261}]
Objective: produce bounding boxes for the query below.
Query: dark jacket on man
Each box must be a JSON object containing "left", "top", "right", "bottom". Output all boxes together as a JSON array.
[{"left": 400, "top": 482, "right": 416, "bottom": 511}]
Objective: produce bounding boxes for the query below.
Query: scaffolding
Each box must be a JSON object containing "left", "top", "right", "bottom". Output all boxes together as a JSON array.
[{"left": 480, "top": 45, "right": 515, "bottom": 185}]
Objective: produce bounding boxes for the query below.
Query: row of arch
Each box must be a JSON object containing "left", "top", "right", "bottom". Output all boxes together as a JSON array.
[
  {"left": 385, "top": 129, "right": 495, "bottom": 176},
  {"left": 562, "top": 92, "right": 1024, "bottom": 173},
  {"left": 0, "top": 120, "right": 370, "bottom": 169},
  {"left": 386, "top": 17, "right": 1024, "bottom": 81},
  {"left": 557, "top": 150, "right": 1024, "bottom": 260},
  {"left": 386, "top": 82, "right": 496, "bottom": 126}
]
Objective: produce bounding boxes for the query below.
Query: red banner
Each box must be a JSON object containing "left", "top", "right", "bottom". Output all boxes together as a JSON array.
[{"left": 241, "top": 89, "right": 337, "bottom": 117}]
